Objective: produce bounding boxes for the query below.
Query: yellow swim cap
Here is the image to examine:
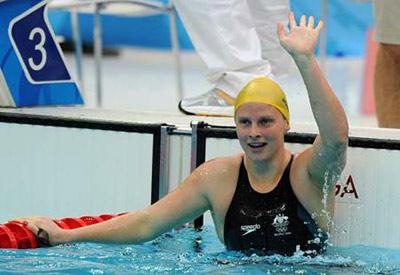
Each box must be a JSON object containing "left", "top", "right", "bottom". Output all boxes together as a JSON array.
[{"left": 234, "top": 77, "right": 290, "bottom": 123}]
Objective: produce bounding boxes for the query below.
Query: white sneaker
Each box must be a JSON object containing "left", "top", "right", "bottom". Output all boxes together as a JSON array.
[{"left": 178, "top": 88, "right": 235, "bottom": 116}]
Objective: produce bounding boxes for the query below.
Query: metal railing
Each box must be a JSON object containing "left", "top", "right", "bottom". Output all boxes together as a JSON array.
[{"left": 49, "top": 0, "right": 183, "bottom": 107}]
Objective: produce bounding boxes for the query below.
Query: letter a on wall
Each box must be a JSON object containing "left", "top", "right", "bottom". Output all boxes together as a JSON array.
[{"left": 0, "top": 0, "right": 83, "bottom": 107}]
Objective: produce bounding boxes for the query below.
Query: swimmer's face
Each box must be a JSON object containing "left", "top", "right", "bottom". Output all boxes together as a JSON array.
[{"left": 235, "top": 102, "right": 289, "bottom": 161}]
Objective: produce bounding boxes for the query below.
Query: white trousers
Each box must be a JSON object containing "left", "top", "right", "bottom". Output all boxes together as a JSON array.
[{"left": 173, "top": 0, "right": 290, "bottom": 97}]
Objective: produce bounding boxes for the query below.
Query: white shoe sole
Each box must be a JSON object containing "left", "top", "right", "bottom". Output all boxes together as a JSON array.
[{"left": 179, "top": 102, "right": 234, "bottom": 117}]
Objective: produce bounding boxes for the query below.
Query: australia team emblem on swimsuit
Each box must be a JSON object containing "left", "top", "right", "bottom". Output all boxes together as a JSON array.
[{"left": 272, "top": 214, "right": 291, "bottom": 236}]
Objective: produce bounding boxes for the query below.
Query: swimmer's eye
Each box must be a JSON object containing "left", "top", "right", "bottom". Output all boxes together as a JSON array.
[
  {"left": 259, "top": 118, "right": 274, "bottom": 126},
  {"left": 238, "top": 118, "right": 251, "bottom": 126}
]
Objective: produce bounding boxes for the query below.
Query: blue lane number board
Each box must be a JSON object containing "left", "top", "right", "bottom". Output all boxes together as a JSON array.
[{"left": 9, "top": 2, "right": 71, "bottom": 84}]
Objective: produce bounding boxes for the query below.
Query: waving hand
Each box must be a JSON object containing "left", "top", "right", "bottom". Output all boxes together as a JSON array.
[{"left": 277, "top": 12, "right": 323, "bottom": 58}]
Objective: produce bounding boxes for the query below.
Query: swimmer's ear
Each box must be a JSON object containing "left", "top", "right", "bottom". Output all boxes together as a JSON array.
[{"left": 285, "top": 121, "right": 290, "bottom": 133}]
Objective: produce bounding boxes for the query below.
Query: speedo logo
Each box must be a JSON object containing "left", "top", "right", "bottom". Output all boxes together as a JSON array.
[{"left": 240, "top": 224, "right": 261, "bottom": 236}]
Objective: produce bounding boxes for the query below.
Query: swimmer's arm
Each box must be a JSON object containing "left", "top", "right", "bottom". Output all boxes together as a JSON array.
[
  {"left": 278, "top": 12, "right": 348, "bottom": 147},
  {"left": 292, "top": 55, "right": 348, "bottom": 185},
  {"left": 19, "top": 165, "right": 211, "bottom": 245},
  {"left": 292, "top": 55, "right": 348, "bottom": 152},
  {"left": 66, "top": 170, "right": 210, "bottom": 244},
  {"left": 278, "top": 13, "right": 348, "bottom": 228},
  {"left": 278, "top": 12, "right": 348, "bottom": 183}
]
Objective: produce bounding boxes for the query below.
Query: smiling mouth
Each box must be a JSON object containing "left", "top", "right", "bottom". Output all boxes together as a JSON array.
[{"left": 248, "top": 142, "right": 267, "bottom": 148}]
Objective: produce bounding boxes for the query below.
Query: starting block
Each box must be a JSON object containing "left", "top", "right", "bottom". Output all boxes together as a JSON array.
[{"left": 0, "top": 0, "right": 83, "bottom": 107}]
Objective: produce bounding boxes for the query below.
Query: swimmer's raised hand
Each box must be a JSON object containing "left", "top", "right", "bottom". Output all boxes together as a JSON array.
[{"left": 277, "top": 12, "right": 323, "bottom": 59}]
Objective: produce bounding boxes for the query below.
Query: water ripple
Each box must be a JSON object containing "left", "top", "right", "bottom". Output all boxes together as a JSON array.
[{"left": 0, "top": 226, "right": 399, "bottom": 274}]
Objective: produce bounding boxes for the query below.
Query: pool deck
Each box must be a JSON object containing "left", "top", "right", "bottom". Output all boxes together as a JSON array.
[{"left": 1, "top": 49, "right": 400, "bottom": 140}]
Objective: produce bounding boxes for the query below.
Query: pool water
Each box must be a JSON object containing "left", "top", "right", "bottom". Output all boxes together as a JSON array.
[{"left": 0, "top": 225, "right": 399, "bottom": 274}]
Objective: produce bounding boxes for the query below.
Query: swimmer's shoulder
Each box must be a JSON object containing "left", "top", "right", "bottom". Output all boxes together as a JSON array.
[
  {"left": 199, "top": 155, "right": 243, "bottom": 217},
  {"left": 201, "top": 153, "right": 242, "bottom": 171},
  {"left": 193, "top": 153, "right": 243, "bottom": 184}
]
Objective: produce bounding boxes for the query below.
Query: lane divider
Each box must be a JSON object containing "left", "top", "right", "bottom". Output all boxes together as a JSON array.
[{"left": 0, "top": 213, "right": 127, "bottom": 249}]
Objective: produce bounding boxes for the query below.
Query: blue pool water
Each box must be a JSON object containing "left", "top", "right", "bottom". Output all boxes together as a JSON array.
[{"left": 0, "top": 226, "right": 399, "bottom": 274}]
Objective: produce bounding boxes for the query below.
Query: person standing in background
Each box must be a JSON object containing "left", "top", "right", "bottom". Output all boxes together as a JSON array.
[
  {"left": 172, "top": 0, "right": 291, "bottom": 116},
  {"left": 373, "top": 0, "right": 400, "bottom": 128}
]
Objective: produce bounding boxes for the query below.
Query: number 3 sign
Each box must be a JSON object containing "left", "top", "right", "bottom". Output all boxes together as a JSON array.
[{"left": 0, "top": 0, "right": 83, "bottom": 107}]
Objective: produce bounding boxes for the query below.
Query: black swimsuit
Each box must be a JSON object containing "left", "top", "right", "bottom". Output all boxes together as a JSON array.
[{"left": 224, "top": 156, "right": 327, "bottom": 256}]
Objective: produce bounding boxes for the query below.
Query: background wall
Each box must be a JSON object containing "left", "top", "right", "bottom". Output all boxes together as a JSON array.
[{"left": 0, "top": 122, "right": 153, "bottom": 221}]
